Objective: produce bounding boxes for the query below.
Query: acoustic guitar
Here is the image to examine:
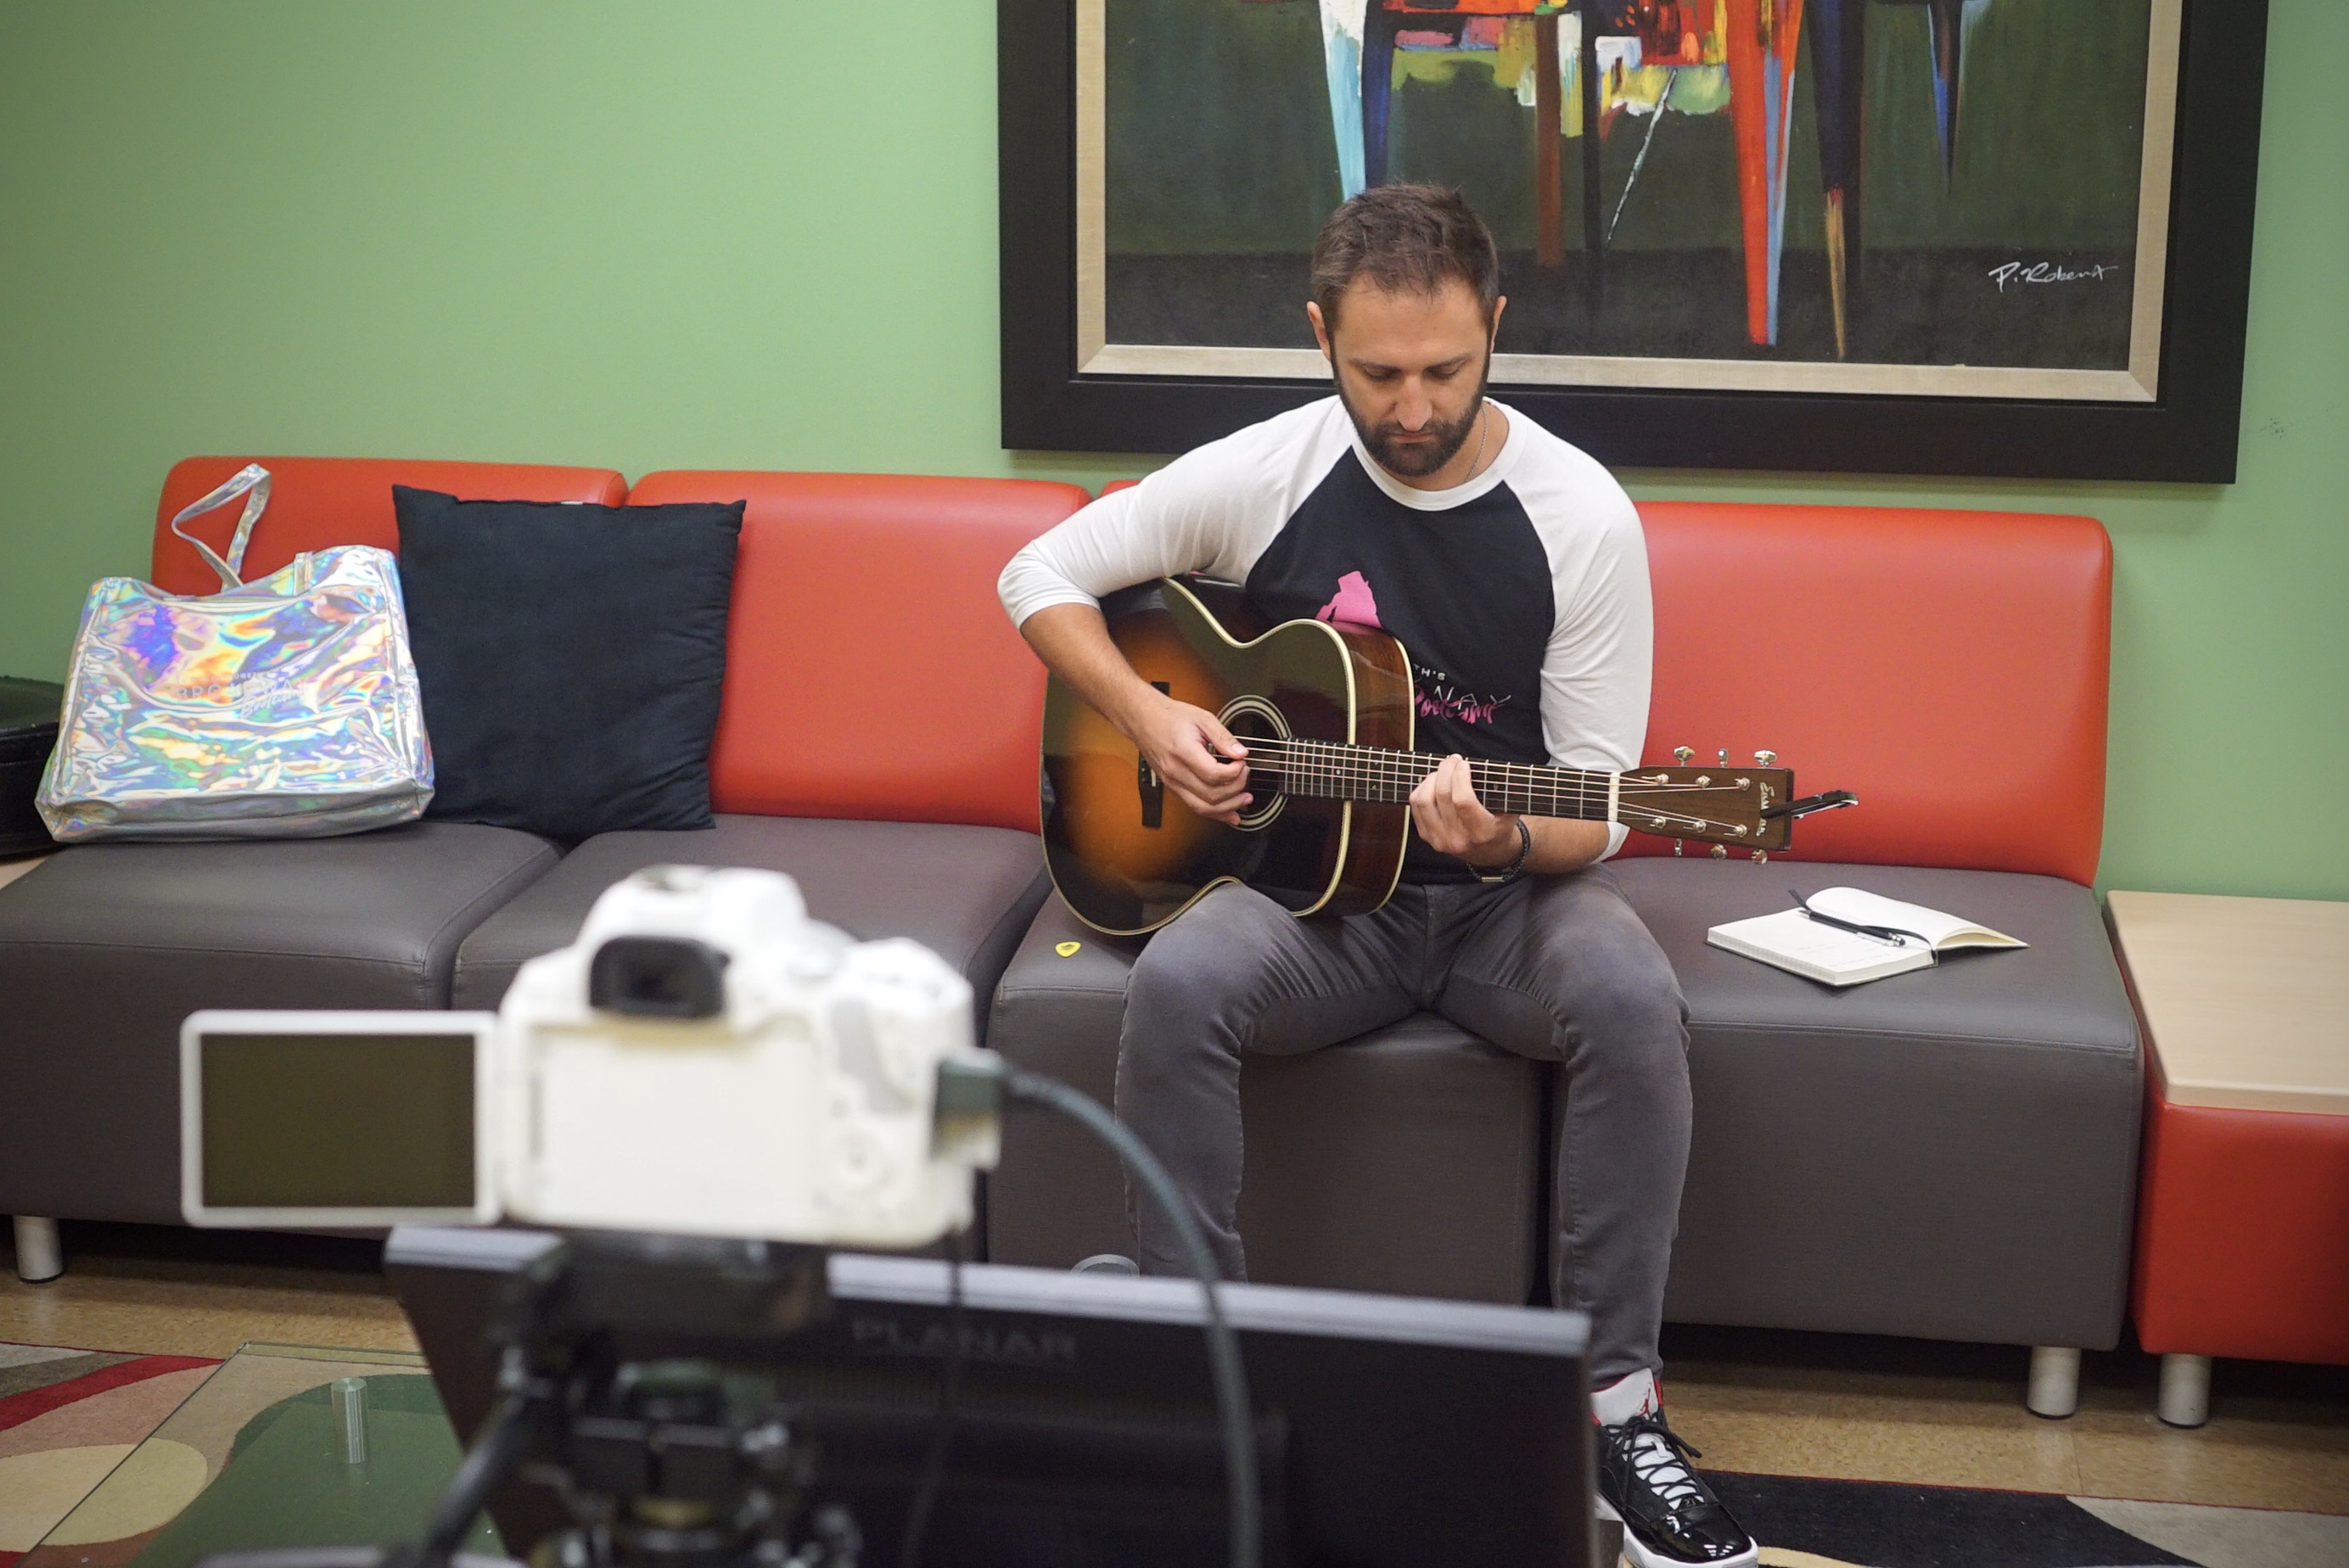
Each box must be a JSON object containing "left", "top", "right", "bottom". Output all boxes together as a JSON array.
[{"left": 1042, "top": 578, "right": 1855, "bottom": 936}]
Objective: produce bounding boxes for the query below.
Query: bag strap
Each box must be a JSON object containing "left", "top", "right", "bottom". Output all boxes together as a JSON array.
[{"left": 167, "top": 463, "right": 272, "bottom": 591}]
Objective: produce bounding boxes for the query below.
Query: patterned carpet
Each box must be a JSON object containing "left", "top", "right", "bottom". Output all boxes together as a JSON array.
[
  {"left": 0, "top": 1341, "right": 474, "bottom": 1568},
  {"left": 1715, "top": 1471, "right": 2349, "bottom": 1567},
  {"left": 0, "top": 1344, "right": 219, "bottom": 1567},
  {"left": 3, "top": 1340, "right": 2341, "bottom": 1568}
]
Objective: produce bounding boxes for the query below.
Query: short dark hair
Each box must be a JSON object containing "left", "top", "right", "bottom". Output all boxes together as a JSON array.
[{"left": 1310, "top": 184, "right": 1500, "bottom": 333}]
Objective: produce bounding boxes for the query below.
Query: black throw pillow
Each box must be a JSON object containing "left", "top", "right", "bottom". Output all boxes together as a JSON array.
[{"left": 393, "top": 486, "right": 743, "bottom": 840}]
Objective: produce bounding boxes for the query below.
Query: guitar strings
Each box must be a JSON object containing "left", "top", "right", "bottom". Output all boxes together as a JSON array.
[
  {"left": 1231, "top": 742, "right": 1605, "bottom": 803},
  {"left": 1226, "top": 735, "right": 1742, "bottom": 784},
  {"left": 1225, "top": 737, "right": 1741, "bottom": 797},
  {"left": 1241, "top": 742, "right": 1753, "bottom": 828},
  {"left": 1208, "top": 736, "right": 1735, "bottom": 831}
]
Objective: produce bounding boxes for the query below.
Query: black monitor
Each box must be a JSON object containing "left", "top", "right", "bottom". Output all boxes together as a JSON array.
[{"left": 387, "top": 1227, "right": 1595, "bottom": 1568}]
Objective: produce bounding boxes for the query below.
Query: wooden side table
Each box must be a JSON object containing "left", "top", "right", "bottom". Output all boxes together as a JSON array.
[{"left": 2107, "top": 891, "right": 2349, "bottom": 1426}]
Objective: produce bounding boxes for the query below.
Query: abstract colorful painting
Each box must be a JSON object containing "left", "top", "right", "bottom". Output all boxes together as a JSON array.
[
  {"left": 1001, "top": 0, "right": 2263, "bottom": 478},
  {"left": 1081, "top": 0, "right": 2174, "bottom": 399}
]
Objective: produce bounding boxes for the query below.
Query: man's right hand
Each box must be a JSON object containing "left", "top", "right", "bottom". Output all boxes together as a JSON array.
[
  {"left": 1017, "top": 601, "right": 1253, "bottom": 825},
  {"left": 1130, "top": 693, "right": 1251, "bottom": 825}
]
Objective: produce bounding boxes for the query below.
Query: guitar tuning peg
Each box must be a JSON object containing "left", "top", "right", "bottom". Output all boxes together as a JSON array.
[
  {"left": 1755, "top": 750, "right": 1776, "bottom": 767},
  {"left": 1710, "top": 844, "right": 1727, "bottom": 860},
  {"left": 1673, "top": 747, "right": 1695, "bottom": 764},
  {"left": 1718, "top": 749, "right": 1730, "bottom": 765},
  {"left": 1673, "top": 840, "right": 1684, "bottom": 856},
  {"left": 1752, "top": 848, "right": 1768, "bottom": 864}
]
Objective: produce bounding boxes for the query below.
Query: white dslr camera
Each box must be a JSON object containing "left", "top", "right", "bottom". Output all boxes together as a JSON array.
[{"left": 182, "top": 865, "right": 1001, "bottom": 1250}]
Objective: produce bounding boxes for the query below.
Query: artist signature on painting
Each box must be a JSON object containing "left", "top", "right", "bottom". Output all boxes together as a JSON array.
[{"left": 1987, "top": 260, "right": 2123, "bottom": 293}]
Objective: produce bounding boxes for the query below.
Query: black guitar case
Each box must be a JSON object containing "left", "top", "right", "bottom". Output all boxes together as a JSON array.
[{"left": 0, "top": 676, "right": 63, "bottom": 857}]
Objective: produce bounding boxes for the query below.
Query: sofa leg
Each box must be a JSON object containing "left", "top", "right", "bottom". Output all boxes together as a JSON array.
[
  {"left": 2158, "top": 1352, "right": 2212, "bottom": 1428},
  {"left": 11, "top": 1216, "right": 64, "bottom": 1283},
  {"left": 2026, "top": 1345, "right": 2081, "bottom": 1418}
]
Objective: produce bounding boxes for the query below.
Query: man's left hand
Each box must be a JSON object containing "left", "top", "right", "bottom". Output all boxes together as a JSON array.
[{"left": 1410, "top": 753, "right": 1522, "bottom": 867}]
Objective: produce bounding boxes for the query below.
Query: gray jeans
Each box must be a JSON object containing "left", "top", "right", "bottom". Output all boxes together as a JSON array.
[{"left": 1116, "top": 865, "right": 1690, "bottom": 1383}]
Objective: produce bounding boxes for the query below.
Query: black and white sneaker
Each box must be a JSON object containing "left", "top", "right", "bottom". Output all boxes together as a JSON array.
[{"left": 1595, "top": 1411, "right": 1758, "bottom": 1567}]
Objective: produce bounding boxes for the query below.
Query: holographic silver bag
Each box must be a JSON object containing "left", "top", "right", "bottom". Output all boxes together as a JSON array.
[{"left": 36, "top": 464, "right": 434, "bottom": 841}]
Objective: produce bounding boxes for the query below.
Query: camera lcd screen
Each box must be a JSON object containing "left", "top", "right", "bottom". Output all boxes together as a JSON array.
[{"left": 198, "top": 1031, "right": 477, "bottom": 1210}]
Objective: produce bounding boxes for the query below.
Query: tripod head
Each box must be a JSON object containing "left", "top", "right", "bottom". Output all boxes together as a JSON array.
[{"left": 440, "top": 1231, "right": 858, "bottom": 1568}]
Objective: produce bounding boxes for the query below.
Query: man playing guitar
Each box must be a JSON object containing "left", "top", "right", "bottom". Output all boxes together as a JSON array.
[{"left": 998, "top": 186, "right": 1758, "bottom": 1568}]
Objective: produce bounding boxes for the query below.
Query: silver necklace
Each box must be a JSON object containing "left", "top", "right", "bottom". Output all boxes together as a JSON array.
[{"left": 1464, "top": 401, "right": 1490, "bottom": 480}]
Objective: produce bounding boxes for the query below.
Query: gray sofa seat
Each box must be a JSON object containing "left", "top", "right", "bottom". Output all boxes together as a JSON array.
[
  {"left": 984, "top": 896, "right": 1547, "bottom": 1304},
  {"left": 0, "top": 823, "right": 559, "bottom": 1224},
  {"left": 1606, "top": 858, "right": 2142, "bottom": 1351},
  {"left": 451, "top": 815, "right": 1052, "bottom": 1017}
]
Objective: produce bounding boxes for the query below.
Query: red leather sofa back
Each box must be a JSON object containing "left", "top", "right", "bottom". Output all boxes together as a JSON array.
[
  {"left": 626, "top": 471, "right": 1089, "bottom": 832},
  {"left": 151, "top": 456, "right": 626, "bottom": 596},
  {"left": 1630, "top": 503, "right": 2111, "bottom": 885},
  {"left": 1114, "top": 481, "right": 2108, "bottom": 881},
  {"left": 1112, "top": 481, "right": 2111, "bottom": 882},
  {"left": 143, "top": 461, "right": 2108, "bottom": 876}
]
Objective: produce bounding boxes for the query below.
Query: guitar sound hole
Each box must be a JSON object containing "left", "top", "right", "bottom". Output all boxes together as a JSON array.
[{"left": 1219, "top": 697, "right": 1289, "bottom": 833}]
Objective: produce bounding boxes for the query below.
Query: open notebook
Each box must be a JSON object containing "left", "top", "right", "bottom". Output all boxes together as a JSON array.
[{"left": 1707, "top": 887, "right": 2027, "bottom": 987}]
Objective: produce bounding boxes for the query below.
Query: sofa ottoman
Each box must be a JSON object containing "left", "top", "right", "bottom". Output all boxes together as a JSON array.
[
  {"left": 984, "top": 895, "right": 1548, "bottom": 1303},
  {"left": 1607, "top": 859, "right": 2142, "bottom": 1356},
  {"left": 452, "top": 814, "right": 1052, "bottom": 1022},
  {"left": 0, "top": 823, "right": 558, "bottom": 1224}
]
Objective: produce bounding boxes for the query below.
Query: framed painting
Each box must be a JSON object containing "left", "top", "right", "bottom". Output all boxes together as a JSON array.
[{"left": 999, "top": 0, "right": 2268, "bottom": 480}]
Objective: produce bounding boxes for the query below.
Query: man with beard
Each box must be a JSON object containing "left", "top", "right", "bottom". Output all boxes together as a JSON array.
[{"left": 997, "top": 185, "right": 1758, "bottom": 1568}]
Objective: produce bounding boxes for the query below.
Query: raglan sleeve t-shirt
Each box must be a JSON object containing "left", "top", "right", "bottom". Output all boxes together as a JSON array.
[{"left": 998, "top": 396, "right": 1653, "bottom": 879}]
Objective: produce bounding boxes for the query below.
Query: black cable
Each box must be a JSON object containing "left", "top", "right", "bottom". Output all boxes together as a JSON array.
[
  {"left": 897, "top": 1222, "right": 969, "bottom": 1568},
  {"left": 412, "top": 1391, "right": 535, "bottom": 1568},
  {"left": 1003, "top": 1067, "right": 1262, "bottom": 1568}
]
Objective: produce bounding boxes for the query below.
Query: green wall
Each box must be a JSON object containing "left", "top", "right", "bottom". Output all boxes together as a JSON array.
[{"left": 2, "top": 3, "right": 2341, "bottom": 900}]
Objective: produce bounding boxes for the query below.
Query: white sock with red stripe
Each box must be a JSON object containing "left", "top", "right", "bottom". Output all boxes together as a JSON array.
[{"left": 1591, "top": 1367, "right": 1661, "bottom": 1426}]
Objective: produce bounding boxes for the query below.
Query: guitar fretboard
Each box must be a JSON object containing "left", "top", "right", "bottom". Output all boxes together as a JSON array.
[{"left": 1244, "top": 737, "right": 1612, "bottom": 820}]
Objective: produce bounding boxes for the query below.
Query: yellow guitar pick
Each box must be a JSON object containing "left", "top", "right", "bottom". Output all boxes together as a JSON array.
[{"left": 1055, "top": 941, "right": 1083, "bottom": 957}]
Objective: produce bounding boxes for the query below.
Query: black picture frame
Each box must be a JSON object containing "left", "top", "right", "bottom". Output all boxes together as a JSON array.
[{"left": 998, "top": 0, "right": 2268, "bottom": 482}]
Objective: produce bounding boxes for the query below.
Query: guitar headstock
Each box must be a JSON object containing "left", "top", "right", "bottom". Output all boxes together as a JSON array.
[{"left": 1620, "top": 748, "right": 1858, "bottom": 860}]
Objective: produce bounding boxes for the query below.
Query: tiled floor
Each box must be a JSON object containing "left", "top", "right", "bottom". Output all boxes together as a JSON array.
[
  {"left": 7, "top": 1224, "right": 2346, "bottom": 1519},
  {"left": 0, "top": 1224, "right": 416, "bottom": 1361}
]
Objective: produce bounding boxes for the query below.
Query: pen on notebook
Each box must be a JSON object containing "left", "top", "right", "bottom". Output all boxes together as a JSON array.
[{"left": 1791, "top": 890, "right": 1912, "bottom": 948}]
